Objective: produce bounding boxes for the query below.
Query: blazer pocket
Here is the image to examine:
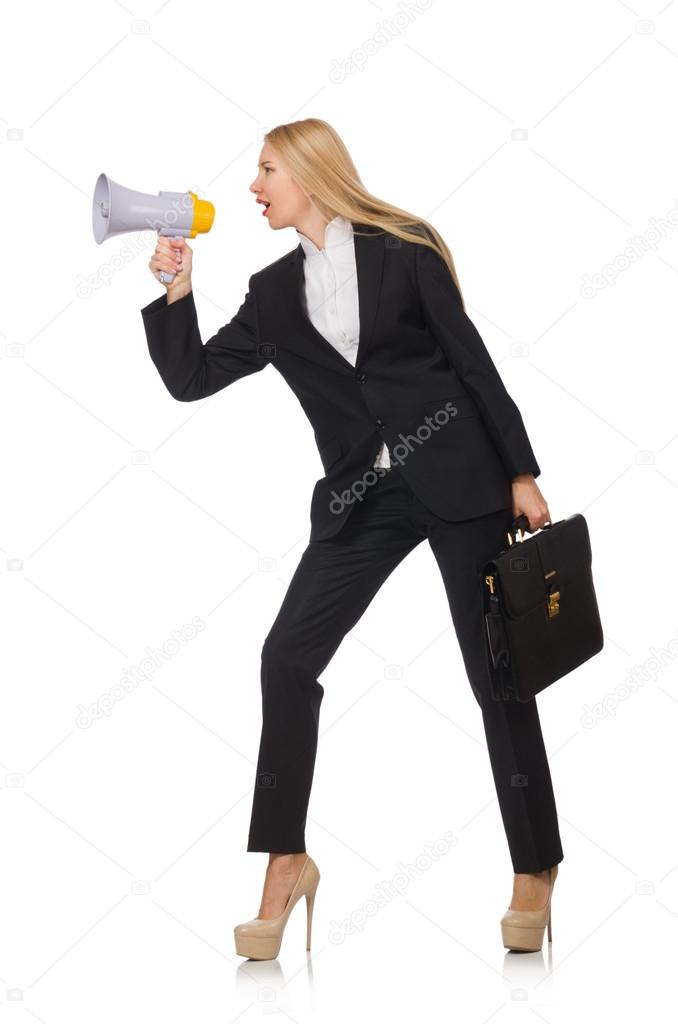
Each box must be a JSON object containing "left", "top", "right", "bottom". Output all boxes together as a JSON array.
[
  {"left": 318, "top": 436, "right": 343, "bottom": 473},
  {"left": 422, "top": 394, "right": 480, "bottom": 420}
]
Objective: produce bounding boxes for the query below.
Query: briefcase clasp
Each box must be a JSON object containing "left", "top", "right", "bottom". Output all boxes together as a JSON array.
[{"left": 546, "top": 588, "right": 560, "bottom": 617}]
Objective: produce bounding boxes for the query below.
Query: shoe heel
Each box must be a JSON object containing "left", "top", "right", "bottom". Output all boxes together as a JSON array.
[{"left": 305, "top": 882, "right": 318, "bottom": 950}]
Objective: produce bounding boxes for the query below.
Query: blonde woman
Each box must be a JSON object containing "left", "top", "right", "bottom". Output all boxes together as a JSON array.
[{"left": 142, "top": 118, "right": 561, "bottom": 959}]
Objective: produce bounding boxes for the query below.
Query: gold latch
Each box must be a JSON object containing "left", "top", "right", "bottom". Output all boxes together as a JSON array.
[
  {"left": 484, "top": 574, "right": 496, "bottom": 595},
  {"left": 544, "top": 569, "right": 559, "bottom": 617}
]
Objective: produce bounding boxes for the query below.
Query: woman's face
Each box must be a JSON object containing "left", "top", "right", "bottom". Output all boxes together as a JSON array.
[{"left": 249, "top": 142, "right": 311, "bottom": 229}]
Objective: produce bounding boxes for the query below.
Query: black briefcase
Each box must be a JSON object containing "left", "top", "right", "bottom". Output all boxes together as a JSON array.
[{"left": 481, "top": 512, "right": 603, "bottom": 701}]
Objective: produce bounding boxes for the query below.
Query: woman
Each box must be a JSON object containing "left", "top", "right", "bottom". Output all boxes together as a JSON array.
[{"left": 143, "top": 118, "right": 562, "bottom": 959}]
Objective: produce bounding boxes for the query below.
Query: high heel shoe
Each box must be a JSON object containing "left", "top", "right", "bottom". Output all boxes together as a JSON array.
[
  {"left": 500, "top": 863, "right": 558, "bottom": 952},
  {"left": 234, "top": 855, "right": 320, "bottom": 960}
]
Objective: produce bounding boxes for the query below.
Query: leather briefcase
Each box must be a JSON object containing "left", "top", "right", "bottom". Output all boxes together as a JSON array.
[{"left": 481, "top": 512, "right": 603, "bottom": 701}]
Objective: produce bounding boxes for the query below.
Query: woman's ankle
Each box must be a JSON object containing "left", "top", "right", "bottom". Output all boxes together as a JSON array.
[{"left": 268, "top": 851, "right": 307, "bottom": 868}]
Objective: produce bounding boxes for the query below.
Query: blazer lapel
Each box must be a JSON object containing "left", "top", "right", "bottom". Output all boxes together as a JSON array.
[{"left": 285, "top": 221, "right": 385, "bottom": 373}]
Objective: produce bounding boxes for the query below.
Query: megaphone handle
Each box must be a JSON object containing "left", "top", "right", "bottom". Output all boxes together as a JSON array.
[{"left": 158, "top": 234, "right": 184, "bottom": 284}]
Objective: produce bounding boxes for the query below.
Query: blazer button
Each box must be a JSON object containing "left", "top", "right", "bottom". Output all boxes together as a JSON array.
[
  {"left": 376, "top": 418, "right": 384, "bottom": 428},
  {"left": 357, "top": 373, "right": 367, "bottom": 383}
]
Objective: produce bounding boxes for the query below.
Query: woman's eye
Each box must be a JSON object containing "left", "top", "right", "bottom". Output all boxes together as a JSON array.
[{"left": 265, "top": 167, "right": 272, "bottom": 173}]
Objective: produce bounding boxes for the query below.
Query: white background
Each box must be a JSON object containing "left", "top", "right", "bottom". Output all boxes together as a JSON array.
[{"left": 2, "top": 0, "right": 677, "bottom": 1020}]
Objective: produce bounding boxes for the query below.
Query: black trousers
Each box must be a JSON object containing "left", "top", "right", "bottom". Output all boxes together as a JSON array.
[{"left": 246, "top": 463, "right": 564, "bottom": 873}]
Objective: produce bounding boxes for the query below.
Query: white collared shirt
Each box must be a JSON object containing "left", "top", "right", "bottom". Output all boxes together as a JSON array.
[{"left": 296, "top": 215, "right": 390, "bottom": 470}]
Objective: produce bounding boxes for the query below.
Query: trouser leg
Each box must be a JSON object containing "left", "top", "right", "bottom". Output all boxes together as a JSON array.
[
  {"left": 247, "top": 468, "right": 423, "bottom": 852},
  {"left": 424, "top": 504, "right": 564, "bottom": 873}
]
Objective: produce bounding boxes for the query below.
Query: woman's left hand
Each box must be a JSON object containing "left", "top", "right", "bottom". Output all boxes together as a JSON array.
[{"left": 511, "top": 473, "right": 551, "bottom": 532}]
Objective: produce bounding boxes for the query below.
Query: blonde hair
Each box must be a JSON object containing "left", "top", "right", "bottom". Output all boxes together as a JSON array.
[{"left": 264, "top": 118, "right": 466, "bottom": 311}]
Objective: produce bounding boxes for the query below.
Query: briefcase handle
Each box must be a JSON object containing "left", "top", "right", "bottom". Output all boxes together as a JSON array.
[{"left": 507, "top": 513, "right": 553, "bottom": 546}]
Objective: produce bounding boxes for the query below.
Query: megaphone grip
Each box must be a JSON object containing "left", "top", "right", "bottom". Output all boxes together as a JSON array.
[{"left": 158, "top": 235, "right": 184, "bottom": 284}]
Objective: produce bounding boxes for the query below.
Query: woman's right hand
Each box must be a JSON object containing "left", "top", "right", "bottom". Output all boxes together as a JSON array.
[{"left": 149, "top": 235, "right": 193, "bottom": 294}]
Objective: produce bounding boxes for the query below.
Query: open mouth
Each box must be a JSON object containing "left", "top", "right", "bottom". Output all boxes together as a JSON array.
[{"left": 259, "top": 200, "right": 271, "bottom": 216}]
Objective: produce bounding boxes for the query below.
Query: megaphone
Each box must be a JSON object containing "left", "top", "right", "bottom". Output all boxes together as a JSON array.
[{"left": 92, "top": 172, "right": 215, "bottom": 284}]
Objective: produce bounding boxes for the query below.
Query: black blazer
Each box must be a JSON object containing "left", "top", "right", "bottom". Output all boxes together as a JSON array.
[{"left": 140, "top": 222, "right": 541, "bottom": 542}]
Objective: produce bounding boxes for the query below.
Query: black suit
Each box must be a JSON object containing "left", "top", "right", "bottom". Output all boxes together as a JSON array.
[
  {"left": 140, "top": 224, "right": 563, "bottom": 874},
  {"left": 141, "top": 223, "right": 541, "bottom": 542}
]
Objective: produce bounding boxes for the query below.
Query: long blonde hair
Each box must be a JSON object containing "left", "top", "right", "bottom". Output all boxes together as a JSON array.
[{"left": 264, "top": 118, "right": 466, "bottom": 311}]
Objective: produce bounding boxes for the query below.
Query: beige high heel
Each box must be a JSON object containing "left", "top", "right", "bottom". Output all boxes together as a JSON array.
[
  {"left": 500, "top": 863, "right": 558, "bottom": 952},
  {"left": 234, "top": 855, "right": 320, "bottom": 960}
]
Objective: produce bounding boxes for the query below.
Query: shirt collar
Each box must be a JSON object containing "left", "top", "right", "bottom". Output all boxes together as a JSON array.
[{"left": 296, "top": 215, "right": 354, "bottom": 259}]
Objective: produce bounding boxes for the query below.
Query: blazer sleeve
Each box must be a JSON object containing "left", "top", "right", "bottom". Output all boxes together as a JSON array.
[
  {"left": 414, "top": 241, "right": 541, "bottom": 481},
  {"left": 140, "top": 278, "right": 271, "bottom": 402}
]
